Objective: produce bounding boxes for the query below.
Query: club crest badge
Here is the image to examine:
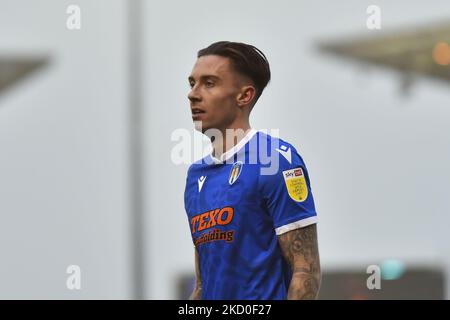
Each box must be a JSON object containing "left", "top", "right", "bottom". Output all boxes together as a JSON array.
[{"left": 228, "top": 161, "right": 243, "bottom": 185}]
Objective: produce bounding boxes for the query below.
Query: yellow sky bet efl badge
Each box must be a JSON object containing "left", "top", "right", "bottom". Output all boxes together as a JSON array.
[
  {"left": 229, "top": 161, "right": 243, "bottom": 185},
  {"left": 282, "top": 167, "right": 308, "bottom": 202}
]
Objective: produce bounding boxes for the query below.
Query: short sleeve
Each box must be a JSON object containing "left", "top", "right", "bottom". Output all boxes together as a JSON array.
[{"left": 258, "top": 143, "right": 317, "bottom": 235}]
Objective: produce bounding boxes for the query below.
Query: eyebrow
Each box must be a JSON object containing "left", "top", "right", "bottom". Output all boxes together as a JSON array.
[{"left": 188, "top": 75, "right": 221, "bottom": 82}]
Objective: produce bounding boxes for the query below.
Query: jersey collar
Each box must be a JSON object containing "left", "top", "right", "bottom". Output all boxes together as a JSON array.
[{"left": 209, "top": 128, "right": 257, "bottom": 164}]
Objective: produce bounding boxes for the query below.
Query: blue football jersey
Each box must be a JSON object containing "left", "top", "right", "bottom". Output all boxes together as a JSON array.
[{"left": 184, "top": 129, "right": 317, "bottom": 300}]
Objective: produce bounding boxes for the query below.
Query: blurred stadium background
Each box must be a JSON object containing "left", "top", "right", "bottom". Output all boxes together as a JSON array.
[{"left": 0, "top": 0, "right": 449, "bottom": 299}]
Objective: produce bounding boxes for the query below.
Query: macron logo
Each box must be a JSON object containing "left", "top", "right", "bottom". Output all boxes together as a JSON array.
[
  {"left": 198, "top": 176, "right": 207, "bottom": 192},
  {"left": 276, "top": 145, "right": 292, "bottom": 164}
]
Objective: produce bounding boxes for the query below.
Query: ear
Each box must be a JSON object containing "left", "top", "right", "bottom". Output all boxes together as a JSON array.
[{"left": 236, "top": 85, "right": 256, "bottom": 107}]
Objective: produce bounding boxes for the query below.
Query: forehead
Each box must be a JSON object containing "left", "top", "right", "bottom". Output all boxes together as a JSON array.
[{"left": 190, "top": 55, "right": 233, "bottom": 78}]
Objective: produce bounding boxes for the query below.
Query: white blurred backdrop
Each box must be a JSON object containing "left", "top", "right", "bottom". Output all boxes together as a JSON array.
[{"left": 0, "top": 0, "right": 449, "bottom": 299}]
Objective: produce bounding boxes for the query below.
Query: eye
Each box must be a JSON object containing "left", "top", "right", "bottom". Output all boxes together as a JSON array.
[
  {"left": 205, "top": 81, "right": 215, "bottom": 88},
  {"left": 189, "top": 81, "right": 195, "bottom": 88}
]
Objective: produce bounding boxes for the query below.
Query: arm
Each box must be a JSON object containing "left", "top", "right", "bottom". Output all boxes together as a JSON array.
[
  {"left": 277, "top": 224, "right": 321, "bottom": 300},
  {"left": 189, "top": 247, "right": 202, "bottom": 300}
]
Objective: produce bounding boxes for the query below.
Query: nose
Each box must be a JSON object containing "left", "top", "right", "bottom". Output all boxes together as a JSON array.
[{"left": 188, "top": 86, "right": 201, "bottom": 104}]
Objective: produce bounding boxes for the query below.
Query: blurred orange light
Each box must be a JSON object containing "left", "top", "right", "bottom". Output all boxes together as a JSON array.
[{"left": 432, "top": 42, "right": 450, "bottom": 66}]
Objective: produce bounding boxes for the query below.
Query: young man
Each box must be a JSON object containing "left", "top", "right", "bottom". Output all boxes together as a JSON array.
[{"left": 184, "top": 41, "right": 321, "bottom": 300}]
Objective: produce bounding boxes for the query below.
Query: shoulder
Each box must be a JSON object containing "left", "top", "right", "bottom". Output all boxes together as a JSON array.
[
  {"left": 256, "top": 131, "right": 312, "bottom": 193},
  {"left": 256, "top": 131, "right": 305, "bottom": 170},
  {"left": 186, "top": 155, "right": 211, "bottom": 177}
]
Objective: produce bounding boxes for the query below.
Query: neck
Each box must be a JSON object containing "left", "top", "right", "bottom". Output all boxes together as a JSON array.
[{"left": 210, "top": 122, "right": 251, "bottom": 160}]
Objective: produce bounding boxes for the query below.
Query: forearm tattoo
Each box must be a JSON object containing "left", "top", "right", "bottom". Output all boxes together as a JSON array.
[{"left": 278, "top": 224, "right": 321, "bottom": 299}]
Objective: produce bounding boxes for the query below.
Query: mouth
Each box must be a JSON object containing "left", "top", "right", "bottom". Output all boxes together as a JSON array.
[
  {"left": 191, "top": 108, "right": 206, "bottom": 120},
  {"left": 191, "top": 108, "right": 206, "bottom": 115}
]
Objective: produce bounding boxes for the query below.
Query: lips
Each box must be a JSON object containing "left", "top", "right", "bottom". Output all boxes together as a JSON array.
[
  {"left": 191, "top": 108, "right": 206, "bottom": 115},
  {"left": 191, "top": 108, "right": 206, "bottom": 120}
]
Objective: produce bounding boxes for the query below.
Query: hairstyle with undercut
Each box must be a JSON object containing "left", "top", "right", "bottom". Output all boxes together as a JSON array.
[{"left": 198, "top": 41, "right": 271, "bottom": 106}]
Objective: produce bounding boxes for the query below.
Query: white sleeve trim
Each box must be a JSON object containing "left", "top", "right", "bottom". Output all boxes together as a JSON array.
[{"left": 275, "top": 216, "right": 318, "bottom": 235}]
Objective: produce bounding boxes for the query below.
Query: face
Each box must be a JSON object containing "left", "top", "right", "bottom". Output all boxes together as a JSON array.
[{"left": 188, "top": 55, "right": 243, "bottom": 133}]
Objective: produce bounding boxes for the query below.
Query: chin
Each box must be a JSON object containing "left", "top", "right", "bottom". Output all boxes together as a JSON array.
[{"left": 194, "top": 120, "right": 207, "bottom": 132}]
